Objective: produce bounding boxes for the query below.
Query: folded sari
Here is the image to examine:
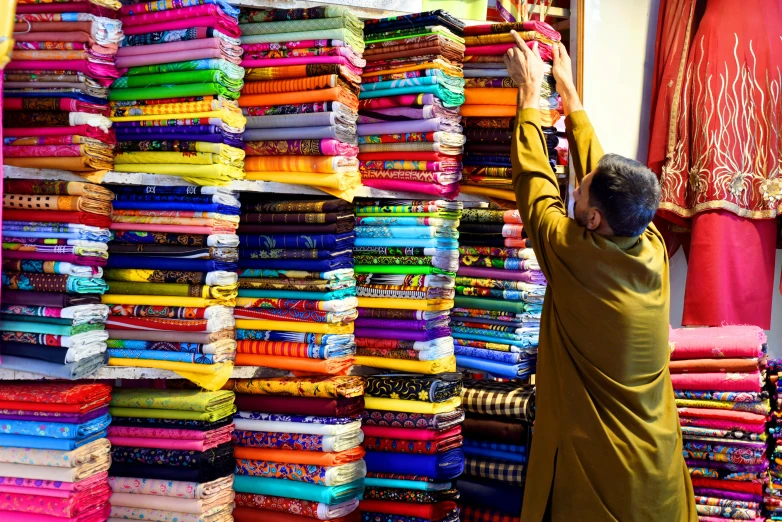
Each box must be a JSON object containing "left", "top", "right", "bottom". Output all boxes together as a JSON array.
[
  {"left": 245, "top": 155, "right": 357, "bottom": 173},
  {"left": 235, "top": 445, "right": 365, "bottom": 466},
  {"left": 232, "top": 375, "right": 364, "bottom": 397},
  {"left": 236, "top": 459, "right": 366, "bottom": 487},
  {"left": 364, "top": 449, "right": 463, "bottom": 480},
  {"left": 234, "top": 396, "right": 364, "bottom": 418},
  {"left": 234, "top": 476, "right": 364, "bottom": 505},
  {"left": 245, "top": 138, "right": 357, "bottom": 157}
]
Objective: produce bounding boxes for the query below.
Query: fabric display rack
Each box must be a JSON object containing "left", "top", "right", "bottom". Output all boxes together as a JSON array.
[
  {"left": 101, "top": 184, "right": 240, "bottom": 390},
  {"left": 232, "top": 196, "right": 358, "bottom": 375},
  {"left": 0, "top": 382, "right": 113, "bottom": 520},
  {"left": 456, "top": 380, "right": 534, "bottom": 522},
  {"left": 238, "top": 6, "right": 365, "bottom": 199},
  {"left": 229, "top": 375, "right": 366, "bottom": 522},
  {"left": 4, "top": 0, "right": 121, "bottom": 175},
  {"left": 110, "top": 0, "right": 246, "bottom": 185},
  {"left": 107, "top": 387, "right": 237, "bottom": 522},
  {"left": 357, "top": 10, "right": 466, "bottom": 200},
  {"left": 669, "top": 326, "right": 770, "bottom": 521},
  {"left": 453, "top": 206, "right": 543, "bottom": 379},
  {"left": 1, "top": 179, "right": 112, "bottom": 378},
  {"left": 459, "top": 21, "right": 562, "bottom": 203}
]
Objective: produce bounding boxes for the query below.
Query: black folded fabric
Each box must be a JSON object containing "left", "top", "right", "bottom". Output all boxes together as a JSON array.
[
  {"left": 241, "top": 198, "right": 351, "bottom": 214},
  {"left": 0, "top": 342, "right": 72, "bottom": 364},
  {"left": 455, "top": 477, "right": 523, "bottom": 514},
  {"left": 366, "top": 373, "right": 462, "bottom": 402},
  {"left": 109, "top": 457, "right": 234, "bottom": 483},
  {"left": 111, "top": 442, "right": 233, "bottom": 468},
  {"left": 108, "top": 416, "right": 234, "bottom": 431},
  {"left": 462, "top": 414, "right": 529, "bottom": 445},
  {"left": 3, "top": 290, "right": 102, "bottom": 307},
  {"left": 237, "top": 221, "right": 355, "bottom": 235}
]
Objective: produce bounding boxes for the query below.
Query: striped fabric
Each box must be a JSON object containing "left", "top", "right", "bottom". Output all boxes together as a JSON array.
[
  {"left": 464, "top": 455, "right": 525, "bottom": 485},
  {"left": 460, "top": 379, "right": 535, "bottom": 421}
]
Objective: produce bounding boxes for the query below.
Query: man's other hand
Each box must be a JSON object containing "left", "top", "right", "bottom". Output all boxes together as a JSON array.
[{"left": 504, "top": 30, "right": 544, "bottom": 110}]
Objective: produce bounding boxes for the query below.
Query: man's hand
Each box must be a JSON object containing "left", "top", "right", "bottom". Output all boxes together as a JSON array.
[
  {"left": 551, "top": 42, "right": 583, "bottom": 115},
  {"left": 504, "top": 30, "right": 543, "bottom": 110}
]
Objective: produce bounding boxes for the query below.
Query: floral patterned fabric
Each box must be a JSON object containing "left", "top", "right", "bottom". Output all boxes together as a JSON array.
[
  {"left": 362, "top": 486, "right": 458, "bottom": 503},
  {"left": 362, "top": 409, "right": 465, "bottom": 430},
  {"left": 231, "top": 376, "right": 364, "bottom": 398},
  {"left": 232, "top": 429, "right": 329, "bottom": 451},
  {"left": 111, "top": 442, "right": 232, "bottom": 467}
]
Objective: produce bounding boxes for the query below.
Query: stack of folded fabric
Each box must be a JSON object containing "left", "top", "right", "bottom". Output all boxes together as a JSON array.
[
  {"left": 360, "top": 373, "right": 464, "bottom": 522},
  {"left": 459, "top": 21, "right": 561, "bottom": 202},
  {"left": 669, "top": 326, "right": 769, "bottom": 521},
  {"left": 107, "top": 387, "right": 236, "bottom": 522},
  {"left": 456, "top": 379, "right": 534, "bottom": 522},
  {"left": 232, "top": 196, "right": 357, "bottom": 376},
  {"left": 101, "top": 184, "right": 240, "bottom": 389},
  {"left": 0, "top": 179, "right": 113, "bottom": 378},
  {"left": 238, "top": 6, "right": 364, "bottom": 199},
  {"left": 4, "top": 0, "right": 122, "bottom": 174},
  {"left": 452, "top": 207, "right": 544, "bottom": 379},
  {"left": 358, "top": 10, "right": 466, "bottom": 199},
  {"left": 352, "top": 199, "right": 461, "bottom": 375},
  {"left": 766, "top": 359, "right": 781, "bottom": 518},
  {"left": 0, "top": 382, "right": 113, "bottom": 521},
  {"left": 109, "top": 0, "right": 246, "bottom": 185},
  {"left": 229, "top": 376, "right": 366, "bottom": 522}
]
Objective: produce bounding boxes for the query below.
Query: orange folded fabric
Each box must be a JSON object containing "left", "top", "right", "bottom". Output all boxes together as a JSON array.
[
  {"left": 238, "top": 87, "right": 358, "bottom": 112},
  {"left": 234, "top": 446, "right": 366, "bottom": 466},
  {"left": 460, "top": 105, "right": 517, "bottom": 117},
  {"left": 244, "top": 155, "right": 357, "bottom": 174},
  {"left": 668, "top": 358, "right": 761, "bottom": 373},
  {"left": 234, "top": 354, "right": 354, "bottom": 375},
  {"left": 241, "top": 75, "right": 339, "bottom": 95},
  {"left": 464, "top": 88, "right": 517, "bottom": 105},
  {"left": 4, "top": 156, "right": 111, "bottom": 172}
]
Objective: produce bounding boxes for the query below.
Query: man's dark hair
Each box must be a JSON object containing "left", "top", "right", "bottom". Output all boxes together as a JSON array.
[{"left": 588, "top": 153, "right": 661, "bottom": 237}]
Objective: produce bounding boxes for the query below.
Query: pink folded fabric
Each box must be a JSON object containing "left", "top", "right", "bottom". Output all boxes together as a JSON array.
[
  {"left": 122, "top": 16, "right": 240, "bottom": 38},
  {"left": 116, "top": 47, "right": 231, "bottom": 68},
  {"left": 3, "top": 250, "right": 108, "bottom": 267},
  {"left": 242, "top": 40, "right": 346, "bottom": 52},
  {"left": 678, "top": 418, "right": 765, "bottom": 433},
  {"left": 116, "top": 37, "right": 230, "bottom": 56},
  {"left": 107, "top": 424, "right": 234, "bottom": 441},
  {"left": 107, "top": 436, "right": 224, "bottom": 451},
  {"left": 670, "top": 371, "right": 762, "bottom": 392},
  {"left": 4, "top": 144, "right": 86, "bottom": 157},
  {"left": 0, "top": 484, "right": 111, "bottom": 518},
  {"left": 676, "top": 407, "right": 766, "bottom": 424},
  {"left": 362, "top": 178, "right": 460, "bottom": 199},
  {"left": 16, "top": 3, "right": 91, "bottom": 13},
  {"left": 241, "top": 56, "right": 362, "bottom": 75},
  {"left": 466, "top": 41, "right": 553, "bottom": 60},
  {"left": 121, "top": 4, "right": 226, "bottom": 26},
  {"left": 0, "top": 473, "right": 108, "bottom": 497},
  {"left": 13, "top": 31, "right": 93, "bottom": 44},
  {"left": 5, "top": 97, "right": 108, "bottom": 114},
  {"left": 362, "top": 425, "right": 461, "bottom": 441},
  {"left": 669, "top": 326, "right": 766, "bottom": 360},
  {"left": 4, "top": 125, "right": 114, "bottom": 142},
  {"left": 109, "top": 222, "right": 224, "bottom": 235},
  {"left": 0, "top": 504, "right": 111, "bottom": 522}
]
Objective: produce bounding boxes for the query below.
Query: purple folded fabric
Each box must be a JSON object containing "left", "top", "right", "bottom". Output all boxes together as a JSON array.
[
  {"left": 0, "top": 406, "right": 109, "bottom": 423},
  {"left": 685, "top": 459, "right": 767, "bottom": 473},
  {"left": 116, "top": 38, "right": 226, "bottom": 56},
  {"left": 2, "top": 291, "right": 101, "bottom": 308},
  {"left": 241, "top": 56, "right": 363, "bottom": 75},
  {"left": 692, "top": 488, "right": 761, "bottom": 503},
  {"left": 355, "top": 318, "right": 432, "bottom": 331},
  {"left": 357, "top": 118, "right": 455, "bottom": 136},
  {"left": 355, "top": 327, "right": 451, "bottom": 342},
  {"left": 456, "top": 266, "right": 542, "bottom": 283},
  {"left": 358, "top": 105, "right": 457, "bottom": 123}
]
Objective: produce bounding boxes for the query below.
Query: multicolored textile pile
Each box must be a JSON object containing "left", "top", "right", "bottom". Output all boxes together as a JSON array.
[
  {"left": 101, "top": 184, "right": 239, "bottom": 390},
  {"left": 0, "top": 382, "right": 112, "bottom": 521},
  {"left": 459, "top": 21, "right": 561, "bottom": 202},
  {"left": 352, "top": 199, "right": 461, "bottom": 375},
  {"left": 229, "top": 376, "right": 366, "bottom": 522},
  {"left": 766, "top": 359, "right": 782, "bottom": 519},
  {"left": 108, "top": 387, "right": 237, "bottom": 522},
  {"left": 4, "top": 0, "right": 122, "bottom": 175},
  {"left": 456, "top": 379, "right": 534, "bottom": 522},
  {"left": 669, "top": 326, "right": 769, "bottom": 521},
  {"left": 233, "top": 197, "right": 357, "bottom": 375},
  {"left": 109, "top": 0, "right": 246, "bottom": 185},
  {"left": 359, "top": 373, "right": 465, "bottom": 522},
  {"left": 452, "top": 207, "right": 543, "bottom": 379},
  {"left": 1, "top": 179, "right": 112, "bottom": 378},
  {"left": 238, "top": 6, "right": 364, "bottom": 200},
  {"left": 358, "top": 10, "right": 466, "bottom": 199}
]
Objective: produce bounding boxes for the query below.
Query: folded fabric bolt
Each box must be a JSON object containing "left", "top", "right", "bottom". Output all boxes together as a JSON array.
[
  {"left": 0, "top": 452, "right": 110, "bottom": 482},
  {"left": 231, "top": 375, "right": 365, "bottom": 398},
  {"left": 234, "top": 446, "right": 366, "bottom": 467},
  {"left": 364, "top": 396, "right": 461, "bottom": 414},
  {"left": 233, "top": 418, "right": 361, "bottom": 436},
  {"left": 233, "top": 476, "right": 365, "bottom": 505},
  {"left": 233, "top": 395, "right": 364, "bottom": 418},
  {"left": 364, "top": 449, "right": 464, "bottom": 480},
  {"left": 107, "top": 474, "right": 234, "bottom": 499},
  {"left": 232, "top": 429, "right": 363, "bottom": 453},
  {"left": 109, "top": 489, "right": 235, "bottom": 514},
  {"left": 235, "top": 459, "right": 367, "bottom": 487}
]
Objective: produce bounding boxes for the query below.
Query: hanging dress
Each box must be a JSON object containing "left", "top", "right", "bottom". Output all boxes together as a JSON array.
[{"left": 648, "top": 0, "right": 782, "bottom": 329}]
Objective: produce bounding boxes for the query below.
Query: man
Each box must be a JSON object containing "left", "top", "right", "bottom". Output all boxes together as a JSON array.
[{"left": 503, "top": 33, "right": 696, "bottom": 521}]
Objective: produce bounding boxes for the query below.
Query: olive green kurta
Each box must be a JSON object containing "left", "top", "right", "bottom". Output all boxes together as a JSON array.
[{"left": 512, "top": 108, "right": 696, "bottom": 522}]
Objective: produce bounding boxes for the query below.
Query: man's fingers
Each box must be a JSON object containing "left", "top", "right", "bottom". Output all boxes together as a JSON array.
[
  {"left": 552, "top": 42, "right": 560, "bottom": 61},
  {"left": 510, "top": 30, "right": 530, "bottom": 55},
  {"left": 531, "top": 41, "right": 541, "bottom": 59},
  {"left": 558, "top": 42, "right": 570, "bottom": 59}
]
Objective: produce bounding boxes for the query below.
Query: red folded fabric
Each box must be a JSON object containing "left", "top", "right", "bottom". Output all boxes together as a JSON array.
[
  {"left": 690, "top": 477, "right": 762, "bottom": 495},
  {"left": 676, "top": 407, "right": 766, "bottom": 424},
  {"left": 0, "top": 383, "right": 111, "bottom": 411},
  {"left": 3, "top": 209, "right": 111, "bottom": 228},
  {"left": 359, "top": 500, "right": 456, "bottom": 519},
  {"left": 359, "top": 152, "right": 461, "bottom": 162},
  {"left": 234, "top": 395, "right": 364, "bottom": 417},
  {"left": 670, "top": 371, "right": 762, "bottom": 392},
  {"left": 361, "top": 425, "right": 461, "bottom": 441},
  {"left": 105, "top": 316, "right": 211, "bottom": 332},
  {"left": 233, "top": 507, "right": 360, "bottom": 522},
  {"left": 122, "top": 16, "right": 240, "bottom": 38},
  {"left": 4, "top": 125, "right": 115, "bottom": 143},
  {"left": 669, "top": 326, "right": 765, "bottom": 360}
]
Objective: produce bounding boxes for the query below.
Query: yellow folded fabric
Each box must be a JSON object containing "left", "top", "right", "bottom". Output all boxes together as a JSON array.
[
  {"left": 107, "top": 359, "right": 234, "bottom": 391},
  {"left": 244, "top": 156, "right": 358, "bottom": 174},
  {"left": 356, "top": 297, "right": 454, "bottom": 311},
  {"left": 109, "top": 404, "right": 236, "bottom": 421},
  {"left": 109, "top": 98, "right": 236, "bottom": 115},
  {"left": 459, "top": 185, "right": 516, "bottom": 203},
  {"left": 361, "top": 59, "right": 463, "bottom": 78},
  {"left": 114, "top": 151, "right": 244, "bottom": 168},
  {"left": 109, "top": 110, "right": 246, "bottom": 130},
  {"left": 464, "top": 32, "right": 557, "bottom": 46},
  {"left": 113, "top": 164, "right": 244, "bottom": 185},
  {"left": 244, "top": 171, "right": 361, "bottom": 191},
  {"left": 102, "top": 294, "right": 224, "bottom": 308},
  {"left": 364, "top": 395, "right": 461, "bottom": 414},
  {"left": 234, "top": 319, "right": 354, "bottom": 335}
]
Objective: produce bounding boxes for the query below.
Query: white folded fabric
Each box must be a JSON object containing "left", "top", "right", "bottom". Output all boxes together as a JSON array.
[
  {"left": 205, "top": 272, "right": 239, "bottom": 286},
  {"left": 233, "top": 417, "right": 361, "bottom": 437},
  {"left": 64, "top": 330, "right": 110, "bottom": 349},
  {"left": 207, "top": 234, "right": 240, "bottom": 248}
]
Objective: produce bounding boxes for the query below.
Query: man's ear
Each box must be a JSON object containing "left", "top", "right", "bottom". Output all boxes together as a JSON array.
[{"left": 586, "top": 207, "right": 602, "bottom": 231}]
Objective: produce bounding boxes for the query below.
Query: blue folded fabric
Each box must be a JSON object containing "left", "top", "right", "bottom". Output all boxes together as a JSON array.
[
  {"left": 354, "top": 238, "right": 458, "bottom": 249},
  {"left": 239, "top": 249, "right": 349, "bottom": 259},
  {"left": 454, "top": 345, "right": 523, "bottom": 364},
  {"left": 237, "top": 288, "right": 356, "bottom": 300},
  {"left": 455, "top": 477, "right": 523, "bottom": 514},
  {"left": 107, "top": 349, "right": 215, "bottom": 364},
  {"left": 107, "top": 256, "right": 236, "bottom": 272},
  {"left": 462, "top": 445, "right": 527, "bottom": 464},
  {"left": 364, "top": 477, "right": 452, "bottom": 491},
  {"left": 239, "top": 258, "right": 353, "bottom": 272},
  {"left": 238, "top": 233, "right": 355, "bottom": 250},
  {"left": 456, "top": 354, "right": 536, "bottom": 379},
  {"left": 364, "top": 448, "right": 464, "bottom": 480},
  {"left": 0, "top": 430, "right": 107, "bottom": 450},
  {"left": 112, "top": 200, "right": 240, "bottom": 215},
  {"left": 0, "top": 412, "right": 112, "bottom": 438}
]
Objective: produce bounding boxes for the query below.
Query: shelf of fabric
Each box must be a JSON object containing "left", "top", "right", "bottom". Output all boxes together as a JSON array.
[
  {"left": 0, "top": 365, "right": 287, "bottom": 380},
  {"left": 3, "top": 166, "right": 493, "bottom": 201}
]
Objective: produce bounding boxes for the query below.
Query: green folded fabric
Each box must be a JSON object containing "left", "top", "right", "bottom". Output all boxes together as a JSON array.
[
  {"left": 0, "top": 320, "right": 100, "bottom": 337},
  {"left": 454, "top": 296, "right": 527, "bottom": 314},
  {"left": 109, "top": 83, "right": 240, "bottom": 102},
  {"left": 358, "top": 84, "right": 465, "bottom": 108},
  {"left": 0, "top": 315, "right": 103, "bottom": 335},
  {"left": 240, "top": 14, "right": 363, "bottom": 36},
  {"left": 233, "top": 476, "right": 364, "bottom": 505},
  {"left": 109, "top": 404, "right": 237, "bottom": 422},
  {"left": 107, "top": 281, "right": 201, "bottom": 298},
  {"left": 111, "top": 388, "right": 236, "bottom": 412},
  {"left": 365, "top": 26, "right": 465, "bottom": 45},
  {"left": 236, "top": 288, "right": 354, "bottom": 300},
  {"left": 113, "top": 70, "right": 243, "bottom": 92},
  {"left": 241, "top": 29, "right": 365, "bottom": 53},
  {"left": 127, "top": 59, "right": 245, "bottom": 80},
  {"left": 354, "top": 265, "right": 455, "bottom": 276}
]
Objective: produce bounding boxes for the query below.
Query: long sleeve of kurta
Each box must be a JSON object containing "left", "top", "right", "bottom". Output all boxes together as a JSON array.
[{"left": 511, "top": 106, "right": 696, "bottom": 522}]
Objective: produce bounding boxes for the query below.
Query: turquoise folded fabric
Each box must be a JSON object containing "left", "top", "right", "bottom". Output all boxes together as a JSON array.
[
  {"left": 453, "top": 296, "right": 527, "bottom": 314},
  {"left": 354, "top": 238, "right": 458, "bottom": 249},
  {"left": 358, "top": 85, "right": 465, "bottom": 108},
  {"left": 0, "top": 320, "right": 91, "bottom": 337},
  {"left": 237, "top": 288, "right": 356, "bottom": 300},
  {"left": 360, "top": 75, "right": 465, "bottom": 92},
  {"left": 233, "top": 476, "right": 365, "bottom": 505},
  {"left": 364, "top": 477, "right": 451, "bottom": 491}
]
